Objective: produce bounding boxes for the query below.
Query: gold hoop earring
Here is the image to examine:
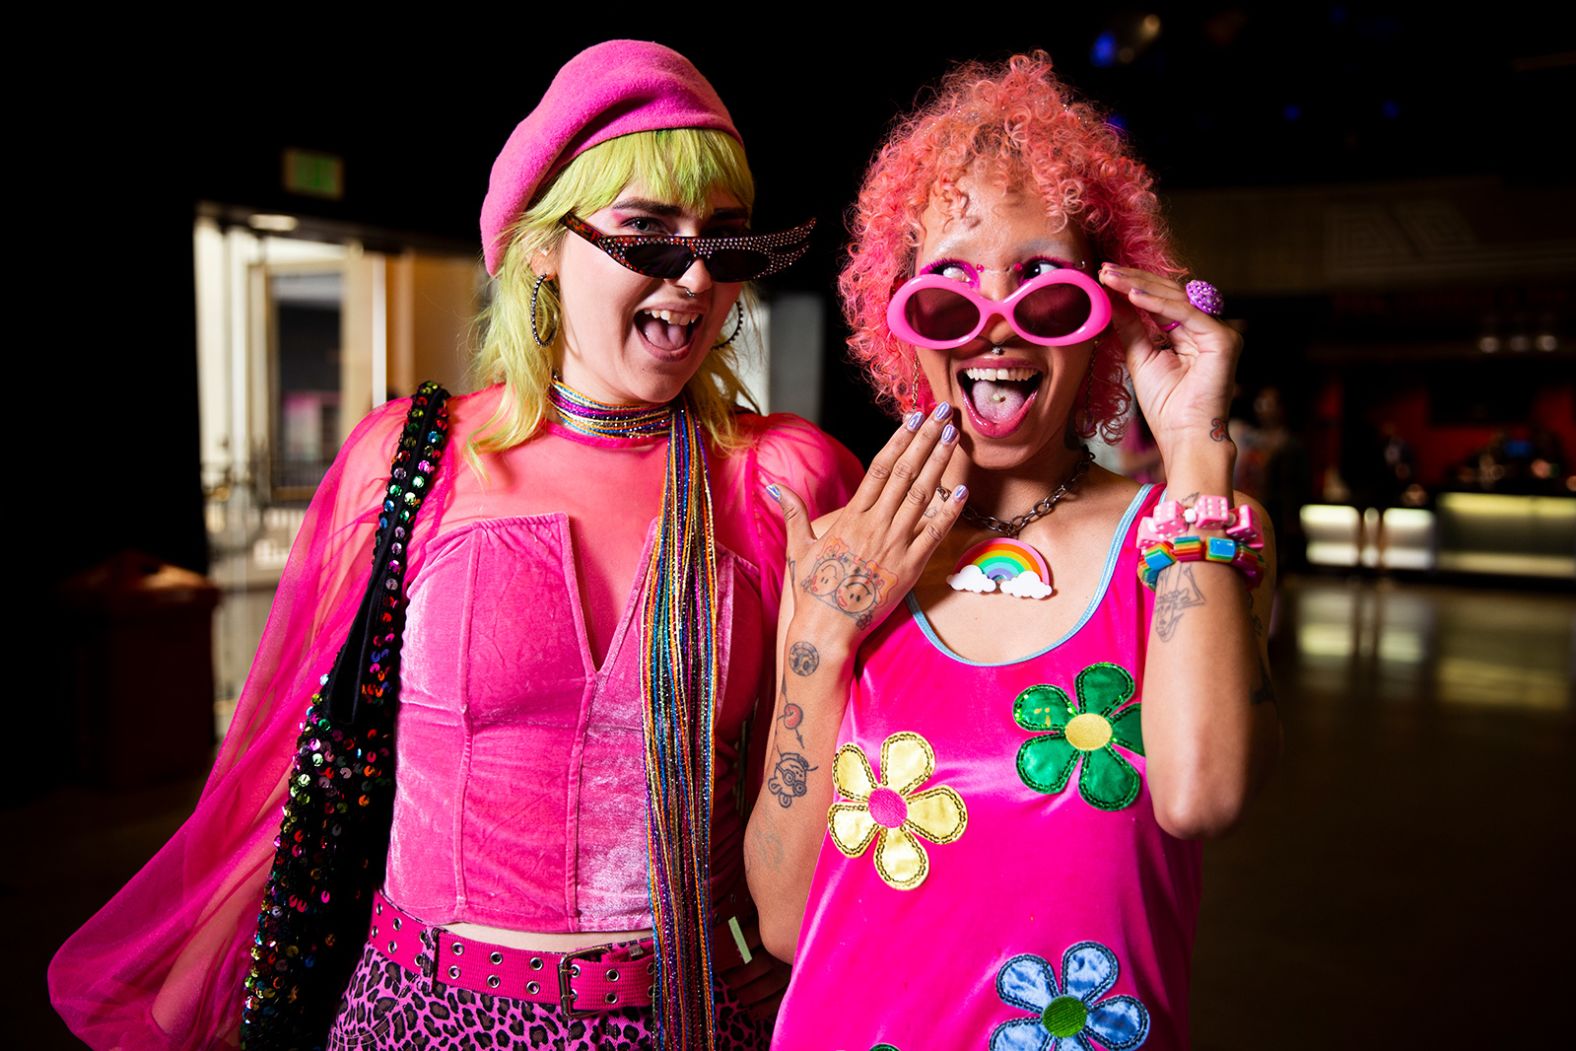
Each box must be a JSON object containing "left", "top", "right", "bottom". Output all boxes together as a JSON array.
[{"left": 530, "top": 273, "right": 558, "bottom": 349}]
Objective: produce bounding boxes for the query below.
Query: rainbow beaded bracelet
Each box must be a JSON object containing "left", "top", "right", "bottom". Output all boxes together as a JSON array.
[{"left": 1137, "top": 534, "right": 1267, "bottom": 590}]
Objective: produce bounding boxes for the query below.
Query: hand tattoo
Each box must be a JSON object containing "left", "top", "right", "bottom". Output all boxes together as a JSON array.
[
  {"left": 788, "top": 641, "right": 819, "bottom": 676},
  {"left": 768, "top": 750, "right": 816, "bottom": 808},
  {"left": 1210, "top": 417, "right": 1230, "bottom": 442},
  {"left": 800, "top": 538, "right": 895, "bottom": 630},
  {"left": 1154, "top": 563, "right": 1206, "bottom": 642}
]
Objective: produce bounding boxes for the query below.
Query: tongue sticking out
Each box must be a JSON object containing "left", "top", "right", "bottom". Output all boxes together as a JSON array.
[
  {"left": 638, "top": 315, "right": 692, "bottom": 352},
  {"left": 969, "top": 378, "right": 1031, "bottom": 423}
]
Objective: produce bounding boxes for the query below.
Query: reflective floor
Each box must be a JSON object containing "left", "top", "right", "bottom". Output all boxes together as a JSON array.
[{"left": 9, "top": 576, "right": 1573, "bottom": 1049}]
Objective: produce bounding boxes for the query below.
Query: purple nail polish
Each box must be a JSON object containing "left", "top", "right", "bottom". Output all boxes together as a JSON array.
[
  {"left": 941, "top": 423, "right": 957, "bottom": 444},
  {"left": 905, "top": 411, "right": 923, "bottom": 431},
  {"left": 953, "top": 484, "right": 968, "bottom": 502},
  {"left": 933, "top": 401, "right": 952, "bottom": 421}
]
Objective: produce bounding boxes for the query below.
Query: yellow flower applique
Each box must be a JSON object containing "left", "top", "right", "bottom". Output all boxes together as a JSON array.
[{"left": 826, "top": 731, "right": 967, "bottom": 891}]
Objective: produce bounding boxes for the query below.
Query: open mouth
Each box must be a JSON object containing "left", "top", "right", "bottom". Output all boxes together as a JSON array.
[
  {"left": 958, "top": 366, "right": 1045, "bottom": 436},
  {"left": 635, "top": 308, "right": 703, "bottom": 354}
]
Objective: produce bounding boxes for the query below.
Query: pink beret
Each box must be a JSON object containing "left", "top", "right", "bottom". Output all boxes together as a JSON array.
[{"left": 479, "top": 40, "right": 741, "bottom": 275}]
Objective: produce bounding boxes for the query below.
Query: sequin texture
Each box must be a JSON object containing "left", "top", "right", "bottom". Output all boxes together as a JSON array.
[{"left": 241, "top": 382, "right": 450, "bottom": 1050}]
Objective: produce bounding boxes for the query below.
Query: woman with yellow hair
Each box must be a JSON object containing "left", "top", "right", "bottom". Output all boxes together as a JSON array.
[{"left": 51, "top": 40, "right": 859, "bottom": 1051}]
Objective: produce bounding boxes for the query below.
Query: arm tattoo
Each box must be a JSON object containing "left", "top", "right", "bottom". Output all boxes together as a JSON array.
[
  {"left": 1154, "top": 563, "right": 1206, "bottom": 642},
  {"left": 768, "top": 749, "right": 816, "bottom": 808},
  {"left": 788, "top": 641, "right": 819, "bottom": 676},
  {"left": 776, "top": 675, "right": 806, "bottom": 750},
  {"left": 768, "top": 674, "right": 816, "bottom": 807},
  {"left": 799, "top": 537, "right": 896, "bottom": 629},
  {"left": 1210, "top": 417, "right": 1231, "bottom": 442}
]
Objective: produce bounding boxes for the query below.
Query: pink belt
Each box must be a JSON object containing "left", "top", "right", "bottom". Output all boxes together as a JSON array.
[{"left": 367, "top": 889, "right": 751, "bottom": 1016}]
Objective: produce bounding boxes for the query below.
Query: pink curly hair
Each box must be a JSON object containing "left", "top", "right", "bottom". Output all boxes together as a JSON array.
[{"left": 840, "top": 51, "right": 1185, "bottom": 441}]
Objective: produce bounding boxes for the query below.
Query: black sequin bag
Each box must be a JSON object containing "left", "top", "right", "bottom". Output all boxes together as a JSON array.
[{"left": 241, "top": 382, "right": 451, "bottom": 1051}]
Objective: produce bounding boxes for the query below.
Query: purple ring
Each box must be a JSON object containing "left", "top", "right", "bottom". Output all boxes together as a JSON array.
[
  {"left": 1185, "top": 279, "right": 1224, "bottom": 317},
  {"left": 1162, "top": 320, "right": 1183, "bottom": 333}
]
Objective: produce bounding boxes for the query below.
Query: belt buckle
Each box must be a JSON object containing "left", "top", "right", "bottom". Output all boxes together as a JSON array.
[{"left": 558, "top": 944, "right": 603, "bottom": 1019}]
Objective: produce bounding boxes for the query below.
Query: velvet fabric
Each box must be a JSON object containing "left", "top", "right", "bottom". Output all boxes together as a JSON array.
[
  {"left": 772, "top": 485, "right": 1204, "bottom": 1051},
  {"left": 49, "top": 385, "right": 861, "bottom": 1051}
]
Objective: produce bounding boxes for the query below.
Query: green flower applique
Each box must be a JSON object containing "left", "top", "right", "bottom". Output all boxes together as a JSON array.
[{"left": 1013, "top": 662, "right": 1145, "bottom": 812}]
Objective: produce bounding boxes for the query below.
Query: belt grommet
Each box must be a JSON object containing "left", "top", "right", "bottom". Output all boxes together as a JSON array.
[
  {"left": 452, "top": 942, "right": 464, "bottom": 956},
  {"left": 569, "top": 963, "right": 581, "bottom": 978},
  {"left": 370, "top": 926, "right": 378, "bottom": 938},
  {"left": 530, "top": 957, "right": 544, "bottom": 970},
  {"left": 490, "top": 951, "right": 503, "bottom": 965},
  {"left": 388, "top": 941, "right": 397, "bottom": 953},
  {"left": 375, "top": 902, "right": 383, "bottom": 916},
  {"left": 605, "top": 992, "right": 619, "bottom": 1005},
  {"left": 392, "top": 917, "right": 402, "bottom": 931},
  {"left": 487, "top": 975, "right": 501, "bottom": 989},
  {"left": 605, "top": 968, "right": 619, "bottom": 981},
  {"left": 647, "top": 984, "right": 655, "bottom": 997},
  {"left": 448, "top": 964, "right": 461, "bottom": 980},
  {"left": 526, "top": 980, "right": 541, "bottom": 994}
]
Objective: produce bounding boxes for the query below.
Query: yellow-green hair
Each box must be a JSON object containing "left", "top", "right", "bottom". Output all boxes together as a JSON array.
[{"left": 472, "top": 128, "right": 759, "bottom": 457}]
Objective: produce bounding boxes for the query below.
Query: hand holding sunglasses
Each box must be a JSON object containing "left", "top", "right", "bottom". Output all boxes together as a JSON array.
[
  {"left": 886, "top": 259, "right": 1112, "bottom": 349},
  {"left": 562, "top": 214, "right": 816, "bottom": 283}
]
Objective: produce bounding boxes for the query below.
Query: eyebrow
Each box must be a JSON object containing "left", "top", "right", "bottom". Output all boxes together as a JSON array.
[
  {"left": 924, "top": 231, "right": 1084, "bottom": 267},
  {"left": 610, "top": 197, "right": 750, "bottom": 224}
]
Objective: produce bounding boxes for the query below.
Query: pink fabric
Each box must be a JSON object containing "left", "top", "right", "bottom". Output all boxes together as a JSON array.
[
  {"left": 49, "top": 385, "right": 861, "bottom": 1051},
  {"left": 480, "top": 39, "right": 740, "bottom": 274},
  {"left": 772, "top": 485, "right": 1204, "bottom": 1051}
]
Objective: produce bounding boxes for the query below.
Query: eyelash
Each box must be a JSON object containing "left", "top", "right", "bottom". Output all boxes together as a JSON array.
[{"left": 923, "top": 257, "right": 1078, "bottom": 281}]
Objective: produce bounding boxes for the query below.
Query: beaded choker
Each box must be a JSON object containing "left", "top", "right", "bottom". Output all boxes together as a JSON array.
[
  {"left": 548, "top": 378, "right": 672, "bottom": 439},
  {"left": 548, "top": 374, "right": 719, "bottom": 1046}
]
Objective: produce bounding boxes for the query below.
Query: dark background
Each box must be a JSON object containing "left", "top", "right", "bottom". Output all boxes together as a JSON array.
[{"left": 25, "top": 8, "right": 1574, "bottom": 590}]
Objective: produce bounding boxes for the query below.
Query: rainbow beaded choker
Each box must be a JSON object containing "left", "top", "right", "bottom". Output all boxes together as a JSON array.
[{"left": 548, "top": 377, "right": 672, "bottom": 439}]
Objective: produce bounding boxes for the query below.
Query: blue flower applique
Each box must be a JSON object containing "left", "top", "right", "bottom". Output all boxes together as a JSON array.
[{"left": 990, "top": 942, "right": 1151, "bottom": 1051}]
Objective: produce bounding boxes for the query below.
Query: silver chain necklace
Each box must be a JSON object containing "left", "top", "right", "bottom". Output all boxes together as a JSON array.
[{"left": 956, "top": 448, "right": 1094, "bottom": 538}]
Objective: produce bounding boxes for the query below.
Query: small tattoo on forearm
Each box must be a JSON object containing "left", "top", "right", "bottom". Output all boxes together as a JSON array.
[
  {"left": 800, "top": 537, "right": 895, "bottom": 630},
  {"left": 1210, "top": 417, "right": 1229, "bottom": 442},
  {"left": 788, "top": 641, "right": 819, "bottom": 676},
  {"left": 1154, "top": 563, "right": 1206, "bottom": 642},
  {"left": 776, "top": 675, "right": 806, "bottom": 749},
  {"left": 768, "top": 750, "right": 816, "bottom": 808}
]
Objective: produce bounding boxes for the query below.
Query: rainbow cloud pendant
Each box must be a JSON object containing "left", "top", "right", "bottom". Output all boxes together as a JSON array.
[{"left": 946, "top": 538, "right": 1054, "bottom": 599}]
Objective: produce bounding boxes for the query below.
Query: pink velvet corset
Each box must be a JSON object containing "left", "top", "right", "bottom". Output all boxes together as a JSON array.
[{"left": 385, "top": 513, "right": 759, "bottom": 931}]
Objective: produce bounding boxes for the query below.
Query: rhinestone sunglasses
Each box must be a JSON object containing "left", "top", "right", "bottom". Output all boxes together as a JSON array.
[{"left": 561, "top": 214, "right": 816, "bottom": 282}]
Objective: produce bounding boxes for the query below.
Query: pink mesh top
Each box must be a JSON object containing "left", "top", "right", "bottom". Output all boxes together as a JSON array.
[
  {"left": 772, "top": 485, "right": 1203, "bottom": 1051},
  {"left": 49, "top": 385, "right": 861, "bottom": 1050}
]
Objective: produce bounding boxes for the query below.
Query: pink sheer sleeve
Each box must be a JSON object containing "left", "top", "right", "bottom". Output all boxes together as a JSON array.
[{"left": 49, "top": 400, "right": 423, "bottom": 1051}]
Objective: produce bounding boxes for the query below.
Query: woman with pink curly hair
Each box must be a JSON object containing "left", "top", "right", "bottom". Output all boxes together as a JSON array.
[{"left": 745, "top": 53, "right": 1280, "bottom": 1049}]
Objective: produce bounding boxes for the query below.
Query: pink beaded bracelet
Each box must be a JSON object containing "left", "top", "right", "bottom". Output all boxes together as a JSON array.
[{"left": 1137, "top": 498, "right": 1263, "bottom": 550}]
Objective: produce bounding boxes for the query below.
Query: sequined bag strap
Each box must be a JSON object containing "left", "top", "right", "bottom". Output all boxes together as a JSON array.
[{"left": 323, "top": 381, "right": 451, "bottom": 726}]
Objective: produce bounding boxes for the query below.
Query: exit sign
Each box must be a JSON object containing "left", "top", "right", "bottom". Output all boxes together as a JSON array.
[{"left": 283, "top": 149, "right": 344, "bottom": 200}]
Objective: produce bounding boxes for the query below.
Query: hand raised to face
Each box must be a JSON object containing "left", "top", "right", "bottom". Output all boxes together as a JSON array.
[{"left": 770, "top": 403, "right": 968, "bottom": 645}]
